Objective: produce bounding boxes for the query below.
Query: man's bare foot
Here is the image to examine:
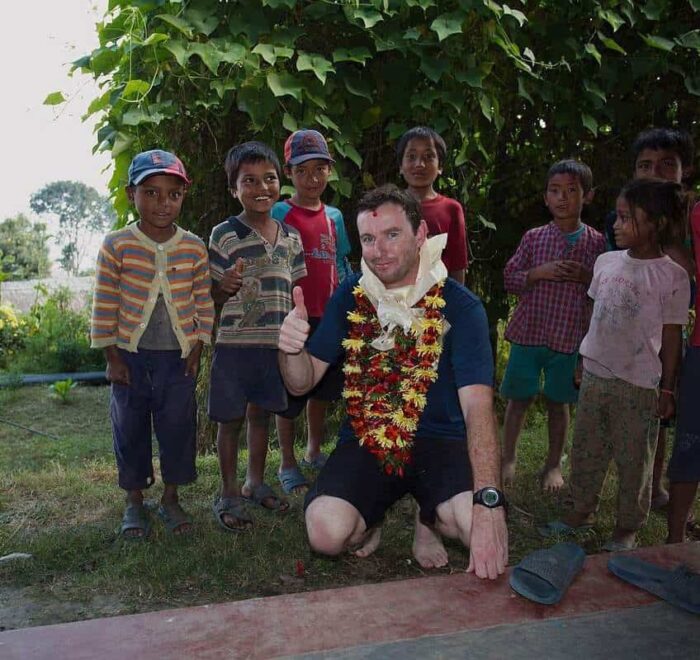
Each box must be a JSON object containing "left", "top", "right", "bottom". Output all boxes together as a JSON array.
[
  {"left": 541, "top": 465, "right": 564, "bottom": 492},
  {"left": 412, "top": 518, "right": 448, "bottom": 568},
  {"left": 352, "top": 526, "right": 382, "bottom": 558},
  {"left": 502, "top": 460, "right": 516, "bottom": 487}
]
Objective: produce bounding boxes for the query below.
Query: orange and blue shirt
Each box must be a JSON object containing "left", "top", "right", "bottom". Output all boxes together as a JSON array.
[{"left": 90, "top": 224, "right": 214, "bottom": 357}]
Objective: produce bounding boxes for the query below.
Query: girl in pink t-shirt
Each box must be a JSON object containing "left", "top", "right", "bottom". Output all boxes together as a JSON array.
[{"left": 541, "top": 179, "right": 690, "bottom": 551}]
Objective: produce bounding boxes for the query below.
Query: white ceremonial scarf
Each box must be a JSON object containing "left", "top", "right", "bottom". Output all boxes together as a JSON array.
[{"left": 359, "top": 233, "right": 449, "bottom": 351}]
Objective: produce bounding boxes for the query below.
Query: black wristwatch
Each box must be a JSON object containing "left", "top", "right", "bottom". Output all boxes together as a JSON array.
[{"left": 473, "top": 487, "right": 506, "bottom": 509}]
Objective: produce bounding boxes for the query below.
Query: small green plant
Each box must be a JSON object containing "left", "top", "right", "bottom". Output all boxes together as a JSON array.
[
  {"left": 49, "top": 378, "right": 77, "bottom": 404},
  {"left": 0, "top": 303, "right": 27, "bottom": 368}
]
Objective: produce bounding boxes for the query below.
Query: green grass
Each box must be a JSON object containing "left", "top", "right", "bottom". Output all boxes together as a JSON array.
[{"left": 0, "top": 385, "right": 695, "bottom": 630}]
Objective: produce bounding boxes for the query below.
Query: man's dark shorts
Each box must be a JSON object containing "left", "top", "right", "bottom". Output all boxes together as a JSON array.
[
  {"left": 304, "top": 436, "right": 473, "bottom": 528},
  {"left": 668, "top": 346, "right": 700, "bottom": 483},
  {"left": 277, "top": 316, "right": 345, "bottom": 420},
  {"left": 208, "top": 346, "right": 289, "bottom": 422}
]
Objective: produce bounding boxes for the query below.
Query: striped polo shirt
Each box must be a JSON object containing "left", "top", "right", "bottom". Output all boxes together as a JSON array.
[
  {"left": 90, "top": 224, "right": 214, "bottom": 357},
  {"left": 208, "top": 215, "right": 307, "bottom": 347}
]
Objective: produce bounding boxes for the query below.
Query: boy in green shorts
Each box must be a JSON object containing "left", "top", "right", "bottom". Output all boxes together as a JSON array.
[{"left": 501, "top": 160, "right": 605, "bottom": 491}]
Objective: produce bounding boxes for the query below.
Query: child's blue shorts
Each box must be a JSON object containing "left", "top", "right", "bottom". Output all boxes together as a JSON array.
[
  {"left": 111, "top": 349, "right": 197, "bottom": 491},
  {"left": 500, "top": 343, "right": 579, "bottom": 404},
  {"left": 208, "top": 346, "right": 296, "bottom": 422},
  {"left": 667, "top": 346, "right": 700, "bottom": 483}
]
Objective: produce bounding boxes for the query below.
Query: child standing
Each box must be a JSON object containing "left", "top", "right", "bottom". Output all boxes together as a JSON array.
[
  {"left": 208, "top": 141, "right": 306, "bottom": 531},
  {"left": 501, "top": 160, "right": 606, "bottom": 491},
  {"left": 604, "top": 128, "right": 695, "bottom": 510},
  {"left": 271, "top": 129, "right": 350, "bottom": 494},
  {"left": 667, "top": 199, "right": 700, "bottom": 543},
  {"left": 397, "top": 126, "right": 468, "bottom": 284},
  {"left": 543, "top": 179, "right": 689, "bottom": 550},
  {"left": 91, "top": 149, "right": 214, "bottom": 538}
]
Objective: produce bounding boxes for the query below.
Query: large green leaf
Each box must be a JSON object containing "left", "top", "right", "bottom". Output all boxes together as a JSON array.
[
  {"left": 684, "top": 74, "right": 700, "bottom": 96},
  {"left": 121, "top": 79, "right": 150, "bottom": 98},
  {"left": 316, "top": 113, "right": 340, "bottom": 133},
  {"left": 597, "top": 32, "right": 627, "bottom": 55},
  {"left": 185, "top": 7, "right": 219, "bottom": 36},
  {"left": 211, "top": 78, "right": 240, "bottom": 99},
  {"left": 343, "top": 74, "right": 373, "bottom": 101},
  {"left": 584, "top": 42, "right": 602, "bottom": 65},
  {"left": 502, "top": 5, "right": 527, "bottom": 27},
  {"left": 43, "top": 91, "right": 66, "bottom": 106},
  {"left": 155, "top": 14, "right": 193, "bottom": 38},
  {"left": 431, "top": 12, "right": 464, "bottom": 41},
  {"left": 517, "top": 78, "right": 534, "bottom": 104},
  {"left": 598, "top": 9, "right": 624, "bottom": 32},
  {"left": 332, "top": 47, "right": 372, "bottom": 65},
  {"left": 252, "top": 44, "right": 277, "bottom": 65},
  {"left": 420, "top": 56, "right": 449, "bottom": 83},
  {"left": 189, "top": 43, "right": 223, "bottom": 74},
  {"left": 677, "top": 30, "right": 700, "bottom": 50},
  {"left": 297, "top": 52, "right": 335, "bottom": 84},
  {"left": 282, "top": 113, "right": 298, "bottom": 132},
  {"left": 266, "top": 71, "right": 303, "bottom": 101},
  {"left": 581, "top": 113, "right": 598, "bottom": 135},
  {"left": 643, "top": 34, "right": 675, "bottom": 51},
  {"left": 351, "top": 7, "right": 384, "bottom": 28},
  {"left": 163, "top": 40, "right": 191, "bottom": 68},
  {"left": 140, "top": 33, "right": 170, "bottom": 47}
]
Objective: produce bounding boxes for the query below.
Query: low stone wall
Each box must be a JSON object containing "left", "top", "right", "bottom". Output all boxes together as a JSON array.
[{"left": 0, "top": 276, "right": 94, "bottom": 313}]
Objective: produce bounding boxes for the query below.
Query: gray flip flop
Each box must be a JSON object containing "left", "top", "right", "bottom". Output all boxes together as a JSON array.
[
  {"left": 278, "top": 466, "right": 309, "bottom": 494},
  {"left": 212, "top": 496, "right": 253, "bottom": 533},
  {"left": 510, "top": 542, "right": 586, "bottom": 605},
  {"left": 608, "top": 555, "right": 700, "bottom": 615},
  {"left": 120, "top": 503, "right": 151, "bottom": 540}
]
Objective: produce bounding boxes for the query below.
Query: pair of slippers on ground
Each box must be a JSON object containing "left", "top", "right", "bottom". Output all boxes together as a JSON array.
[
  {"left": 120, "top": 501, "right": 192, "bottom": 539},
  {"left": 510, "top": 542, "right": 700, "bottom": 615}
]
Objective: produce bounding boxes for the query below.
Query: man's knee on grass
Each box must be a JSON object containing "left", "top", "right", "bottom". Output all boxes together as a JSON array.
[
  {"left": 305, "top": 496, "right": 365, "bottom": 555},
  {"left": 435, "top": 491, "right": 473, "bottom": 544}
]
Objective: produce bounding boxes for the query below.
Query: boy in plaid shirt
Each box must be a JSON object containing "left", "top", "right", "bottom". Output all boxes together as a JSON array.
[{"left": 501, "top": 160, "right": 605, "bottom": 491}]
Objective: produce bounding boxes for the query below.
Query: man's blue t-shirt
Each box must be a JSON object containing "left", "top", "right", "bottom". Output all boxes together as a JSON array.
[{"left": 307, "top": 275, "right": 494, "bottom": 444}]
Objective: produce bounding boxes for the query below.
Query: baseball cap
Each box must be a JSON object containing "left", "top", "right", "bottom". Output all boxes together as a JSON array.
[
  {"left": 284, "top": 129, "right": 335, "bottom": 166},
  {"left": 128, "top": 149, "right": 191, "bottom": 186}
]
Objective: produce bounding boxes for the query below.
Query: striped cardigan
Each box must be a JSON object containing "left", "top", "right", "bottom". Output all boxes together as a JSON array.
[{"left": 90, "top": 224, "right": 214, "bottom": 357}]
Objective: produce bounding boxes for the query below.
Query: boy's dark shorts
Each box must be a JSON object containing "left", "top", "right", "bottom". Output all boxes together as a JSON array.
[
  {"left": 667, "top": 346, "right": 700, "bottom": 483},
  {"left": 111, "top": 349, "right": 197, "bottom": 491},
  {"left": 208, "top": 346, "right": 289, "bottom": 422},
  {"left": 277, "top": 316, "right": 345, "bottom": 420},
  {"left": 304, "top": 436, "right": 473, "bottom": 528}
]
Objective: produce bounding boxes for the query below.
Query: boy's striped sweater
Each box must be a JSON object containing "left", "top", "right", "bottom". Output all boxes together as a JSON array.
[{"left": 90, "top": 224, "right": 214, "bottom": 357}]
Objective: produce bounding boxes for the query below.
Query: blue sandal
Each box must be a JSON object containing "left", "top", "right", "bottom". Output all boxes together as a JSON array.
[
  {"left": 120, "top": 504, "right": 151, "bottom": 540},
  {"left": 278, "top": 466, "right": 309, "bottom": 494}
]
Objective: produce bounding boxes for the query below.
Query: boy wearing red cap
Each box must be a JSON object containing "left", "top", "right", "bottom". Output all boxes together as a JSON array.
[
  {"left": 271, "top": 129, "right": 351, "bottom": 494},
  {"left": 91, "top": 149, "right": 214, "bottom": 539}
]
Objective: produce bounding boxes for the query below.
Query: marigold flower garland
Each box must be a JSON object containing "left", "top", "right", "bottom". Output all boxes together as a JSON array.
[{"left": 341, "top": 282, "right": 446, "bottom": 476}]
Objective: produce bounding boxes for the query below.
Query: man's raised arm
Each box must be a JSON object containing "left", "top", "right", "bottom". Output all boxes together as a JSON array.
[
  {"left": 278, "top": 286, "right": 329, "bottom": 395},
  {"left": 458, "top": 384, "right": 509, "bottom": 579}
]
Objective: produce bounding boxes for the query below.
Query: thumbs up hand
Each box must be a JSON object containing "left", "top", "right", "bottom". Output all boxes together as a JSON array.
[
  {"left": 279, "top": 286, "right": 311, "bottom": 354},
  {"left": 220, "top": 257, "right": 245, "bottom": 295}
]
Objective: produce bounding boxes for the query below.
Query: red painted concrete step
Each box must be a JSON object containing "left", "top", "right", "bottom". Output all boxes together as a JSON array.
[{"left": 1, "top": 542, "right": 697, "bottom": 659}]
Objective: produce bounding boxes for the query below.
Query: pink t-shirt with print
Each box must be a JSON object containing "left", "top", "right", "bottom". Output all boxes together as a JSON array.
[{"left": 580, "top": 250, "right": 689, "bottom": 389}]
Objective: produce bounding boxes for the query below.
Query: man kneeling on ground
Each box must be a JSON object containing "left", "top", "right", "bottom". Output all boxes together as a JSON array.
[{"left": 278, "top": 185, "right": 508, "bottom": 579}]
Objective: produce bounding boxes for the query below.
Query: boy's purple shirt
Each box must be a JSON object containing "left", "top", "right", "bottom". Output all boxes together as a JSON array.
[{"left": 503, "top": 221, "right": 606, "bottom": 354}]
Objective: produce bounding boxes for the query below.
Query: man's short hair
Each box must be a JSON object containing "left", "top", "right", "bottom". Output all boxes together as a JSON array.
[
  {"left": 396, "top": 126, "right": 447, "bottom": 167},
  {"left": 632, "top": 128, "right": 694, "bottom": 168},
  {"left": 357, "top": 185, "right": 422, "bottom": 233},
  {"left": 224, "top": 141, "right": 281, "bottom": 188},
  {"left": 546, "top": 159, "right": 593, "bottom": 194}
]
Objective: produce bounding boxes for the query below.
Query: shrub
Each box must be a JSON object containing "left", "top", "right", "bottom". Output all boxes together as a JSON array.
[
  {"left": 0, "top": 303, "right": 27, "bottom": 368},
  {"left": 11, "top": 285, "right": 104, "bottom": 374}
]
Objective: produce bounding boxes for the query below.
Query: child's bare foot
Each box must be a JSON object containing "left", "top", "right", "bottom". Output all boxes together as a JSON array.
[
  {"left": 352, "top": 526, "right": 382, "bottom": 558},
  {"left": 541, "top": 465, "right": 564, "bottom": 492},
  {"left": 650, "top": 488, "right": 669, "bottom": 510},
  {"left": 412, "top": 518, "right": 448, "bottom": 568},
  {"left": 502, "top": 460, "right": 516, "bottom": 487},
  {"left": 604, "top": 527, "right": 637, "bottom": 551}
]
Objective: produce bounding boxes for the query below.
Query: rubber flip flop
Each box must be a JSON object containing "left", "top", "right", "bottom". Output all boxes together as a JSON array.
[
  {"left": 510, "top": 542, "right": 586, "bottom": 605},
  {"left": 212, "top": 496, "right": 253, "bottom": 533},
  {"left": 537, "top": 520, "right": 593, "bottom": 538},
  {"left": 156, "top": 503, "right": 193, "bottom": 535},
  {"left": 300, "top": 453, "right": 328, "bottom": 470},
  {"left": 242, "top": 483, "right": 290, "bottom": 512},
  {"left": 120, "top": 503, "right": 151, "bottom": 540},
  {"left": 608, "top": 555, "right": 700, "bottom": 615},
  {"left": 278, "top": 466, "right": 309, "bottom": 494}
]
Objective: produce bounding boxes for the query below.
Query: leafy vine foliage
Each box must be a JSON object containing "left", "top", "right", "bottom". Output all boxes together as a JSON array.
[{"left": 60, "top": 0, "right": 699, "bottom": 323}]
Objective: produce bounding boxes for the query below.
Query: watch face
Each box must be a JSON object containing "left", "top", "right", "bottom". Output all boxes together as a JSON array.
[{"left": 482, "top": 488, "right": 500, "bottom": 506}]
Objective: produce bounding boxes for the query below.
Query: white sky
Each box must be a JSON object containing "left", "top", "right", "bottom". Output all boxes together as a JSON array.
[{"left": 1, "top": 0, "right": 111, "bottom": 270}]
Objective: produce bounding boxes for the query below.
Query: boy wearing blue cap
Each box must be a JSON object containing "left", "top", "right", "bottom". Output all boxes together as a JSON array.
[
  {"left": 91, "top": 149, "right": 215, "bottom": 539},
  {"left": 271, "top": 129, "right": 351, "bottom": 495}
]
